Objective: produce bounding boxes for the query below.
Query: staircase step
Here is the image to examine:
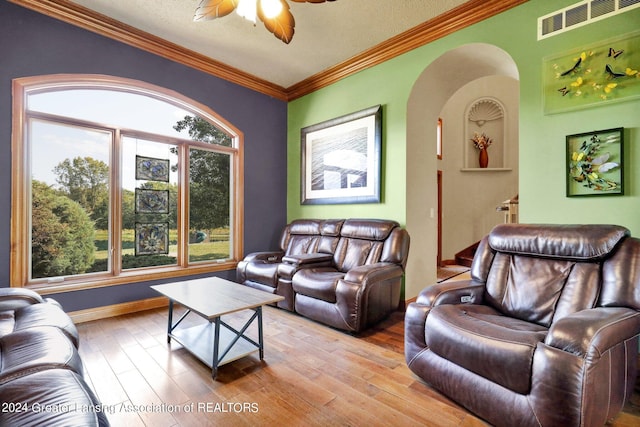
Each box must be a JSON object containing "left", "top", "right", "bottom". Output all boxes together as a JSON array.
[{"left": 454, "top": 241, "right": 480, "bottom": 268}]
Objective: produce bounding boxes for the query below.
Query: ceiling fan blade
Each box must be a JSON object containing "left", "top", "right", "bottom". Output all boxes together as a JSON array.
[
  {"left": 288, "top": 0, "right": 337, "bottom": 3},
  {"left": 194, "top": 0, "right": 240, "bottom": 21},
  {"left": 258, "top": 0, "right": 295, "bottom": 44}
]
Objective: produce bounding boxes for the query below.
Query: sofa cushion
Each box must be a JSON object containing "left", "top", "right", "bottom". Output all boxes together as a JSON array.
[
  {"left": 381, "top": 227, "right": 411, "bottom": 266},
  {"left": 320, "top": 219, "right": 344, "bottom": 237},
  {"left": 292, "top": 268, "right": 345, "bottom": 303},
  {"left": 0, "top": 288, "right": 46, "bottom": 312},
  {"left": 484, "top": 253, "right": 602, "bottom": 327},
  {"left": 0, "top": 326, "right": 84, "bottom": 385},
  {"left": 0, "top": 311, "right": 15, "bottom": 338},
  {"left": 287, "top": 219, "right": 323, "bottom": 235},
  {"left": 488, "top": 224, "right": 629, "bottom": 261},
  {"left": 0, "top": 369, "right": 109, "bottom": 426},
  {"left": 425, "top": 304, "right": 548, "bottom": 394},
  {"left": 283, "top": 219, "right": 323, "bottom": 254},
  {"left": 340, "top": 219, "right": 398, "bottom": 240},
  {"left": 10, "top": 302, "right": 79, "bottom": 348},
  {"left": 334, "top": 238, "right": 384, "bottom": 272},
  {"left": 285, "top": 235, "right": 319, "bottom": 255}
]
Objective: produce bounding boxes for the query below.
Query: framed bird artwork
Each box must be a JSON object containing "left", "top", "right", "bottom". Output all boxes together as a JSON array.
[{"left": 566, "top": 127, "right": 624, "bottom": 197}]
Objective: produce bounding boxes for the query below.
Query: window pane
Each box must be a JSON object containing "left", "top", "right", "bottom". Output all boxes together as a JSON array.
[
  {"left": 29, "top": 90, "right": 193, "bottom": 140},
  {"left": 16, "top": 76, "right": 241, "bottom": 290},
  {"left": 28, "top": 90, "right": 232, "bottom": 146},
  {"left": 122, "top": 136, "right": 179, "bottom": 269},
  {"left": 189, "top": 148, "right": 231, "bottom": 263},
  {"left": 173, "top": 115, "right": 233, "bottom": 147},
  {"left": 30, "top": 119, "right": 111, "bottom": 279}
]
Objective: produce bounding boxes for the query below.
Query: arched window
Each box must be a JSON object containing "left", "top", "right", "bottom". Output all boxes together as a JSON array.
[{"left": 11, "top": 75, "right": 243, "bottom": 292}]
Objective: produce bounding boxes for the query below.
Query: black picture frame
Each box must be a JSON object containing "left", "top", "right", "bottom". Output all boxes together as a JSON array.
[
  {"left": 566, "top": 127, "right": 624, "bottom": 197},
  {"left": 301, "top": 105, "right": 382, "bottom": 205}
]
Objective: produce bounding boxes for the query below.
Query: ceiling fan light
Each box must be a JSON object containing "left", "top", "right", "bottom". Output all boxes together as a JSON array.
[
  {"left": 260, "top": 0, "right": 284, "bottom": 19},
  {"left": 236, "top": 0, "right": 257, "bottom": 23}
]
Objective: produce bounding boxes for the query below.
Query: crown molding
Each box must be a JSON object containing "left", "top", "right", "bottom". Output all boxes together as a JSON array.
[
  {"left": 10, "top": 0, "right": 528, "bottom": 102},
  {"left": 285, "top": 0, "right": 528, "bottom": 100}
]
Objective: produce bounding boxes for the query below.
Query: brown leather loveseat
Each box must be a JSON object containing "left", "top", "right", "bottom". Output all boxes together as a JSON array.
[
  {"left": 405, "top": 224, "right": 640, "bottom": 427},
  {"left": 0, "top": 288, "right": 109, "bottom": 426},
  {"left": 237, "top": 218, "right": 410, "bottom": 332}
]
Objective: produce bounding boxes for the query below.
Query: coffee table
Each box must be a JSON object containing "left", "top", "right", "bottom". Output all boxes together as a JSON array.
[{"left": 151, "top": 277, "right": 284, "bottom": 379}]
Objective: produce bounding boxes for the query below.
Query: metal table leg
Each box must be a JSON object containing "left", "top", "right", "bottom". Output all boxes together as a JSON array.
[
  {"left": 167, "top": 300, "right": 173, "bottom": 343},
  {"left": 212, "top": 317, "right": 221, "bottom": 379},
  {"left": 165, "top": 304, "right": 267, "bottom": 380},
  {"left": 257, "top": 306, "right": 264, "bottom": 360},
  {"left": 166, "top": 300, "right": 192, "bottom": 344}
]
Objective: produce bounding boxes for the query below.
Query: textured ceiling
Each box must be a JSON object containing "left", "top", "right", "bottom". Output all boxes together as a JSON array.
[{"left": 68, "top": 0, "right": 469, "bottom": 88}]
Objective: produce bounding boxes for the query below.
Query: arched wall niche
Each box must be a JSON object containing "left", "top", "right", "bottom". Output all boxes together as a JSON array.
[
  {"left": 405, "top": 43, "right": 519, "bottom": 299},
  {"left": 465, "top": 97, "right": 506, "bottom": 169}
]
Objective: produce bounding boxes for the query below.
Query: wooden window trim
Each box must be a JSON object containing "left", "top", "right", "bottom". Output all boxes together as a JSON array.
[{"left": 11, "top": 74, "right": 244, "bottom": 295}]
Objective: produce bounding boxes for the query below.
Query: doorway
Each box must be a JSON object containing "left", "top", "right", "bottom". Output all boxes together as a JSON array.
[
  {"left": 437, "top": 170, "right": 442, "bottom": 267},
  {"left": 405, "top": 43, "right": 520, "bottom": 299}
]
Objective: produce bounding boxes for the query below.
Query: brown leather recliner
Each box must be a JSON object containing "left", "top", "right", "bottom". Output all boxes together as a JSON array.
[
  {"left": 405, "top": 224, "right": 640, "bottom": 427},
  {"left": 0, "top": 288, "right": 109, "bottom": 426},
  {"left": 237, "top": 218, "right": 410, "bottom": 332},
  {"left": 0, "top": 287, "right": 79, "bottom": 346},
  {"left": 292, "top": 219, "right": 410, "bottom": 332},
  {"left": 237, "top": 219, "right": 345, "bottom": 311}
]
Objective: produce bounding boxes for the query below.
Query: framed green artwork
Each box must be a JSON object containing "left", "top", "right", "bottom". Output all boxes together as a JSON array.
[
  {"left": 543, "top": 30, "right": 640, "bottom": 115},
  {"left": 566, "top": 127, "right": 624, "bottom": 197}
]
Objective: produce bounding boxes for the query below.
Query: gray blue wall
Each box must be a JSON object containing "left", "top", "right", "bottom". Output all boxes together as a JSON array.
[{"left": 0, "top": 1, "right": 288, "bottom": 310}]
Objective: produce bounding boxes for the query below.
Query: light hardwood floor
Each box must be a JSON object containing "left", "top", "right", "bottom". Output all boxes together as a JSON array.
[{"left": 77, "top": 301, "right": 640, "bottom": 426}]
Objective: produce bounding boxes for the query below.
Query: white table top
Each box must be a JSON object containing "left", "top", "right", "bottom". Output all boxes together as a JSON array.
[{"left": 151, "top": 277, "right": 284, "bottom": 320}]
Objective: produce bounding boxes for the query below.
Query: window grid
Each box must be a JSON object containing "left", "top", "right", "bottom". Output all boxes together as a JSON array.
[{"left": 11, "top": 75, "right": 243, "bottom": 293}]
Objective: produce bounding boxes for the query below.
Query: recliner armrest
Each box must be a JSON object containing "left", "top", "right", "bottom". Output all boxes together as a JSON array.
[
  {"left": 342, "top": 262, "right": 401, "bottom": 284},
  {"left": 241, "top": 251, "right": 284, "bottom": 263},
  {"left": 545, "top": 307, "right": 640, "bottom": 358},
  {"left": 282, "top": 253, "right": 333, "bottom": 265},
  {"left": 405, "top": 301, "right": 431, "bottom": 365},
  {"left": 415, "top": 279, "right": 485, "bottom": 308},
  {"left": 278, "top": 253, "right": 333, "bottom": 281},
  {"left": 334, "top": 263, "right": 405, "bottom": 332},
  {"left": 236, "top": 251, "right": 285, "bottom": 283},
  {"left": 0, "top": 288, "right": 46, "bottom": 311}
]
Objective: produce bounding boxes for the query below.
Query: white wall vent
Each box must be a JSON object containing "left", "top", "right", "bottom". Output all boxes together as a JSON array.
[{"left": 538, "top": 0, "right": 640, "bottom": 40}]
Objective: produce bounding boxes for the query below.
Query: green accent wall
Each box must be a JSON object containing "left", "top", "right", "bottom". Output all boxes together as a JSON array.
[{"left": 288, "top": 0, "right": 640, "bottom": 235}]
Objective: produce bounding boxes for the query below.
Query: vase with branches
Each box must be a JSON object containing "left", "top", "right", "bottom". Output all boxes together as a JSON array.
[{"left": 471, "top": 132, "right": 492, "bottom": 168}]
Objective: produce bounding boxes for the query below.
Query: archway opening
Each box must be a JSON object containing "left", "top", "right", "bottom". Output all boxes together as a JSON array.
[{"left": 405, "top": 43, "right": 520, "bottom": 299}]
